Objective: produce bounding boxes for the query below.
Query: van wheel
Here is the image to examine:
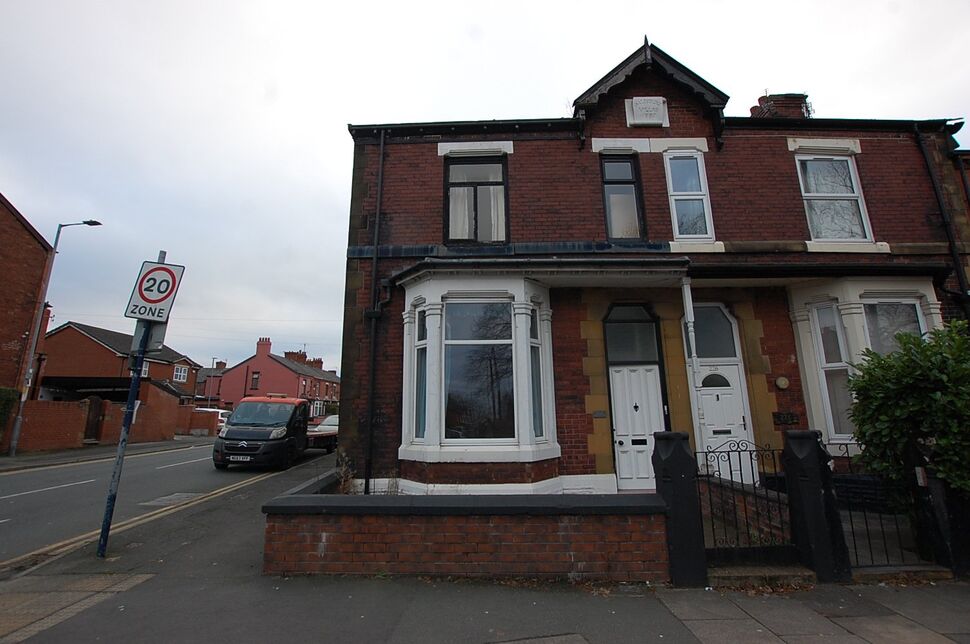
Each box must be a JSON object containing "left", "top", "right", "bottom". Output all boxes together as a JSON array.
[{"left": 214, "top": 461, "right": 228, "bottom": 470}]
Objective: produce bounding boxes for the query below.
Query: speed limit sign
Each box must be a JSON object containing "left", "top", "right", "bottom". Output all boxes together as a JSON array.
[{"left": 124, "top": 261, "right": 185, "bottom": 323}]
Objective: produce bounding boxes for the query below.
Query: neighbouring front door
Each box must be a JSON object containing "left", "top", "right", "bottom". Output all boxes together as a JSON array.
[
  {"left": 609, "top": 365, "right": 664, "bottom": 490},
  {"left": 697, "top": 364, "right": 748, "bottom": 452}
]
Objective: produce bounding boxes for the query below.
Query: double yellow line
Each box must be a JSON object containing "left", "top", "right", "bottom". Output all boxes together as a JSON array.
[{"left": 0, "top": 468, "right": 278, "bottom": 576}]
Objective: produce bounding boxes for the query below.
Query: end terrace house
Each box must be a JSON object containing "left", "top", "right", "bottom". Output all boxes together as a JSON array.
[{"left": 338, "top": 42, "right": 970, "bottom": 495}]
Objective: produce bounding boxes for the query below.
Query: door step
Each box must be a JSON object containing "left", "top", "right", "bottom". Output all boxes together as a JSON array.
[
  {"left": 851, "top": 564, "right": 952, "bottom": 584},
  {"left": 82, "top": 439, "right": 100, "bottom": 445},
  {"left": 708, "top": 565, "right": 816, "bottom": 589}
]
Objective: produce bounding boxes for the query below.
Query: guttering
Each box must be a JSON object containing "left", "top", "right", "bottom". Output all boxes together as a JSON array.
[
  {"left": 913, "top": 125, "right": 970, "bottom": 318},
  {"left": 363, "top": 129, "right": 387, "bottom": 495},
  {"left": 723, "top": 116, "right": 961, "bottom": 134},
  {"left": 348, "top": 118, "right": 583, "bottom": 141}
]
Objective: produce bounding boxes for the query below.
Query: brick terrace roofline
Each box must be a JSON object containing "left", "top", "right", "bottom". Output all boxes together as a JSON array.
[{"left": 347, "top": 117, "right": 961, "bottom": 142}]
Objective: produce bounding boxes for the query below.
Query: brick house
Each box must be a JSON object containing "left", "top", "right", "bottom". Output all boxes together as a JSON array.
[
  {"left": 41, "top": 321, "right": 201, "bottom": 402},
  {"left": 0, "top": 192, "right": 52, "bottom": 394},
  {"left": 195, "top": 360, "right": 227, "bottom": 404},
  {"left": 215, "top": 337, "right": 340, "bottom": 417},
  {"left": 339, "top": 42, "right": 970, "bottom": 495}
]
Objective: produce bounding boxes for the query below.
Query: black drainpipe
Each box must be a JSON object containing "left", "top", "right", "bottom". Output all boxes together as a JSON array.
[
  {"left": 363, "top": 129, "right": 387, "bottom": 495},
  {"left": 914, "top": 124, "right": 970, "bottom": 319}
]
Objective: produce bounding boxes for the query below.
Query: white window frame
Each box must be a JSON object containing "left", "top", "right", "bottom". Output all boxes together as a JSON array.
[
  {"left": 140, "top": 363, "right": 150, "bottom": 378},
  {"left": 173, "top": 365, "right": 188, "bottom": 383},
  {"left": 861, "top": 298, "right": 926, "bottom": 355},
  {"left": 312, "top": 400, "right": 324, "bottom": 417},
  {"left": 663, "top": 149, "right": 715, "bottom": 241},
  {"left": 400, "top": 275, "right": 559, "bottom": 463},
  {"left": 795, "top": 153, "right": 873, "bottom": 243},
  {"left": 810, "top": 302, "right": 855, "bottom": 442}
]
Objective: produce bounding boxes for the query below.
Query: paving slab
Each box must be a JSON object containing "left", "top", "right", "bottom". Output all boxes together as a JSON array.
[
  {"left": 789, "top": 584, "right": 895, "bottom": 618},
  {"left": 729, "top": 594, "right": 848, "bottom": 636},
  {"left": 683, "top": 618, "right": 783, "bottom": 643},
  {"left": 853, "top": 583, "right": 970, "bottom": 634},
  {"left": 833, "top": 615, "right": 953, "bottom": 644},
  {"left": 656, "top": 588, "right": 747, "bottom": 620},
  {"left": 780, "top": 635, "right": 867, "bottom": 643}
]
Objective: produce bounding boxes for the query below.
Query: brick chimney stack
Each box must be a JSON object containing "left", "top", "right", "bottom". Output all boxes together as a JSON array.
[
  {"left": 750, "top": 93, "right": 811, "bottom": 118},
  {"left": 284, "top": 350, "right": 308, "bottom": 364},
  {"left": 256, "top": 337, "right": 272, "bottom": 356},
  {"left": 308, "top": 358, "right": 323, "bottom": 370},
  {"left": 216, "top": 360, "right": 226, "bottom": 369}
]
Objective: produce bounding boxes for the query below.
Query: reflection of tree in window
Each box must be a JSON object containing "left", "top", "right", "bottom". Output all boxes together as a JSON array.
[
  {"left": 444, "top": 302, "right": 514, "bottom": 439},
  {"left": 864, "top": 302, "right": 922, "bottom": 355},
  {"left": 799, "top": 158, "right": 866, "bottom": 240}
]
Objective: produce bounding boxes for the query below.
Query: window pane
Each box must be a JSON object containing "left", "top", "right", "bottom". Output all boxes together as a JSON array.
[
  {"left": 445, "top": 302, "right": 511, "bottom": 340},
  {"left": 449, "top": 187, "right": 474, "bottom": 239},
  {"left": 444, "top": 345, "right": 514, "bottom": 439},
  {"left": 806, "top": 199, "right": 866, "bottom": 239},
  {"left": 531, "top": 345, "right": 543, "bottom": 438},
  {"left": 690, "top": 307, "right": 736, "bottom": 358},
  {"left": 701, "top": 373, "right": 731, "bottom": 388},
  {"left": 603, "top": 160, "right": 634, "bottom": 181},
  {"left": 675, "top": 199, "right": 708, "bottom": 236},
  {"left": 605, "top": 322, "right": 658, "bottom": 362},
  {"left": 476, "top": 185, "right": 505, "bottom": 242},
  {"left": 816, "top": 305, "right": 844, "bottom": 365},
  {"left": 669, "top": 156, "right": 701, "bottom": 192},
  {"left": 865, "top": 302, "right": 921, "bottom": 355},
  {"left": 605, "top": 185, "right": 640, "bottom": 238},
  {"left": 416, "top": 310, "right": 427, "bottom": 342},
  {"left": 530, "top": 309, "right": 539, "bottom": 339},
  {"left": 800, "top": 159, "right": 855, "bottom": 194},
  {"left": 414, "top": 347, "right": 427, "bottom": 439},
  {"left": 824, "top": 368, "right": 856, "bottom": 435},
  {"left": 449, "top": 163, "right": 502, "bottom": 183},
  {"left": 607, "top": 305, "right": 651, "bottom": 321}
]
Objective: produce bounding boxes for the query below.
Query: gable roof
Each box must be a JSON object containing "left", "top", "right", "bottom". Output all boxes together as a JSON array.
[
  {"left": 0, "top": 191, "right": 52, "bottom": 252},
  {"left": 48, "top": 321, "right": 202, "bottom": 368},
  {"left": 269, "top": 354, "right": 340, "bottom": 383},
  {"left": 573, "top": 40, "right": 729, "bottom": 115}
]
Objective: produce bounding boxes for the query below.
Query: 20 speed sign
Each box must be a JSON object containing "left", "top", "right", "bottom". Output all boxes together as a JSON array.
[{"left": 124, "top": 261, "right": 185, "bottom": 323}]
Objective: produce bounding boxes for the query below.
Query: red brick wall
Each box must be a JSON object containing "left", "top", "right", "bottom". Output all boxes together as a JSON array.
[
  {"left": 0, "top": 201, "right": 49, "bottom": 391},
  {"left": 99, "top": 384, "right": 177, "bottom": 444},
  {"left": 550, "top": 289, "right": 597, "bottom": 476},
  {"left": 264, "top": 513, "right": 668, "bottom": 582},
  {"left": 752, "top": 288, "right": 809, "bottom": 433},
  {"left": 0, "top": 400, "right": 87, "bottom": 452},
  {"left": 400, "top": 459, "right": 559, "bottom": 485}
]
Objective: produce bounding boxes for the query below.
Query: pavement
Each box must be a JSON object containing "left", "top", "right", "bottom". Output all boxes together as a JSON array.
[{"left": 1, "top": 442, "right": 969, "bottom": 643}]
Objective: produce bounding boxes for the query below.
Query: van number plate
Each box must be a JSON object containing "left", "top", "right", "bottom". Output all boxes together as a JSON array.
[{"left": 229, "top": 455, "right": 252, "bottom": 462}]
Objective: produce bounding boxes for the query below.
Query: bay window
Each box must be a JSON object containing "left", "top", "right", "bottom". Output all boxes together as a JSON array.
[
  {"left": 400, "top": 276, "right": 558, "bottom": 463},
  {"left": 863, "top": 300, "right": 924, "bottom": 355}
]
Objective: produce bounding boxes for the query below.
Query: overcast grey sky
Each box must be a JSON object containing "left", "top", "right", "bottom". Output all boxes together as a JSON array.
[{"left": 2, "top": 0, "right": 968, "bottom": 373}]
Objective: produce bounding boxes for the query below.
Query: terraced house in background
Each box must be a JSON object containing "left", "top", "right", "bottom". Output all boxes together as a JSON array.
[{"left": 338, "top": 41, "right": 970, "bottom": 495}]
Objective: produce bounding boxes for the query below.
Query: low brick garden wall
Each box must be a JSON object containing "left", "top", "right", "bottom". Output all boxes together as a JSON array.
[{"left": 263, "top": 476, "right": 670, "bottom": 583}]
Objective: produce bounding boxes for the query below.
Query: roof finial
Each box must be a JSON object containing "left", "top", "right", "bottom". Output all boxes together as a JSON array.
[{"left": 643, "top": 35, "right": 652, "bottom": 64}]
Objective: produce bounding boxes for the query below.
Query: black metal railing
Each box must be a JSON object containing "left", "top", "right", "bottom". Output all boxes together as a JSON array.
[
  {"left": 695, "top": 440, "right": 797, "bottom": 565},
  {"left": 826, "top": 442, "right": 930, "bottom": 568}
]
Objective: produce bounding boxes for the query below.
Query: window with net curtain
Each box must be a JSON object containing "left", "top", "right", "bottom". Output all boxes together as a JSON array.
[
  {"left": 446, "top": 159, "right": 506, "bottom": 243},
  {"left": 796, "top": 155, "right": 870, "bottom": 241}
]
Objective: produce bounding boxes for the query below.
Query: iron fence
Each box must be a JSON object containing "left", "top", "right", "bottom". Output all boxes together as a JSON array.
[
  {"left": 695, "top": 440, "right": 797, "bottom": 566},
  {"left": 826, "top": 442, "right": 931, "bottom": 568}
]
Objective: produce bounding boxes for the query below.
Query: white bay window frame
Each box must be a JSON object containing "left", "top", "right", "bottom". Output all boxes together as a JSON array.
[{"left": 400, "top": 275, "right": 559, "bottom": 463}]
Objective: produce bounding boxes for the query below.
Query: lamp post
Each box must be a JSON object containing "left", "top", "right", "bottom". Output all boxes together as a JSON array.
[{"left": 8, "top": 219, "right": 102, "bottom": 456}]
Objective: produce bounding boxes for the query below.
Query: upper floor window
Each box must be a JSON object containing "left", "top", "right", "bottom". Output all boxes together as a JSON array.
[
  {"left": 446, "top": 157, "right": 507, "bottom": 243},
  {"left": 601, "top": 156, "right": 644, "bottom": 239},
  {"left": 173, "top": 365, "right": 188, "bottom": 383},
  {"left": 140, "top": 363, "right": 150, "bottom": 378},
  {"left": 664, "top": 151, "right": 714, "bottom": 240},
  {"left": 796, "top": 155, "right": 871, "bottom": 241},
  {"left": 250, "top": 371, "right": 260, "bottom": 390}
]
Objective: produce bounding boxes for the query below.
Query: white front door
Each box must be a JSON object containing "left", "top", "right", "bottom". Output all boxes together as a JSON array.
[
  {"left": 693, "top": 364, "right": 756, "bottom": 483},
  {"left": 609, "top": 365, "right": 664, "bottom": 490}
]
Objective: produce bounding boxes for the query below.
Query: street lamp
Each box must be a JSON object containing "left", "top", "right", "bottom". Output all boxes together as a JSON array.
[{"left": 8, "top": 219, "right": 102, "bottom": 456}]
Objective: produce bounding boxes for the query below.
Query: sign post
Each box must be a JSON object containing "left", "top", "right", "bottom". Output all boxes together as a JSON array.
[{"left": 97, "top": 251, "right": 184, "bottom": 558}]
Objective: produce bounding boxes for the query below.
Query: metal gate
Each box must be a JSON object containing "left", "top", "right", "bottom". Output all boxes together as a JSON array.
[
  {"left": 826, "top": 443, "right": 935, "bottom": 568},
  {"left": 695, "top": 440, "right": 798, "bottom": 566}
]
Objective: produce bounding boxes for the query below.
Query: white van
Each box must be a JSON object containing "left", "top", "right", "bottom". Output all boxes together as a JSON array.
[{"left": 196, "top": 407, "right": 231, "bottom": 430}]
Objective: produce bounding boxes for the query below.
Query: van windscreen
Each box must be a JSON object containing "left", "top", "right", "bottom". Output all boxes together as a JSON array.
[{"left": 228, "top": 402, "right": 293, "bottom": 427}]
